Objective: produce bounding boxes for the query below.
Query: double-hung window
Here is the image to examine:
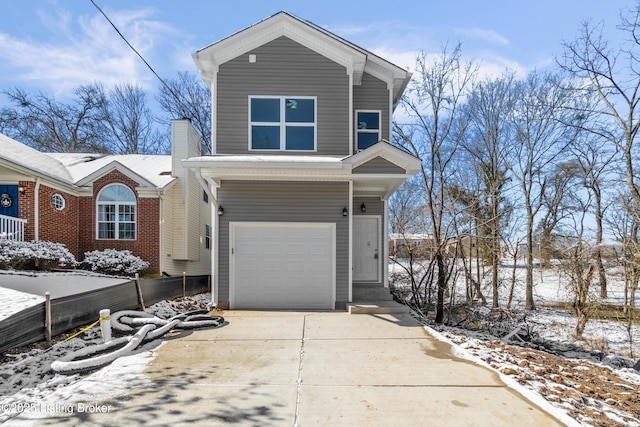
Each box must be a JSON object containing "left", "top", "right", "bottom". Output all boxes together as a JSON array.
[
  {"left": 356, "top": 110, "right": 381, "bottom": 151},
  {"left": 249, "top": 96, "right": 316, "bottom": 151},
  {"left": 97, "top": 184, "right": 136, "bottom": 240}
]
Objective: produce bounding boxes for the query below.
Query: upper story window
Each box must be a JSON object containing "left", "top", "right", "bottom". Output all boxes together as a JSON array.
[
  {"left": 249, "top": 96, "right": 316, "bottom": 151},
  {"left": 356, "top": 110, "right": 381, "bottom": 151},
  {"left": 97, "top": 184, "right": 136, "bottom": 240}
]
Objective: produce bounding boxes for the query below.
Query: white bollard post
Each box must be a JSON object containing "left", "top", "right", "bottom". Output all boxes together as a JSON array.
[{"left": 100, "top": 309, "right": 111, "bottom": 342}]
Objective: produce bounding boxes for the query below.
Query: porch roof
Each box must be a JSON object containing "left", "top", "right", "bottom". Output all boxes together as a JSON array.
[{"left": 183, "top": 141, "right": 421, "bottom": 198}]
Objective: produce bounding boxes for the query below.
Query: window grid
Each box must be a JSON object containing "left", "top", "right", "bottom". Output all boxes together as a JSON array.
[
  {"left": 97, "top": 184, "right": 136, "bottom": 240},
  {"left": 249, "top": 96, "right": 316, "bottom": 151}
]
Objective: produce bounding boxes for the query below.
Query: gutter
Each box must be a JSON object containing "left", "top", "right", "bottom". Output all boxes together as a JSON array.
[{"left": 34, "top": 177, "right": 41, "bottom": 240}]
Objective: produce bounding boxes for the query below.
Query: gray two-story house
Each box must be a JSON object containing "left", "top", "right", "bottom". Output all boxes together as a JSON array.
[{"left": 172, "top": 11, "right": 420, "bottom": 310}]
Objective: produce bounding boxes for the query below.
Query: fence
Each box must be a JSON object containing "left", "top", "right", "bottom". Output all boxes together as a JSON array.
[
  {"left": 0, "top": 274, "right": 211, "bottom": 354},
  {"left": 0, "top": 214, "right": 26, "bottom": 241}
]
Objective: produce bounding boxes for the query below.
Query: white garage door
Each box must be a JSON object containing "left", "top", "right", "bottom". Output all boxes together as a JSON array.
[{"left": 230, "top": 222, "right": 335, "bottom": 309}]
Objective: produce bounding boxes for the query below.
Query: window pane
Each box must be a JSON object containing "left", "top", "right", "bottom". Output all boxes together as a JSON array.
[
  {"left": 286, "top": 126, "right": 314, "bottom": 150},
  {"left": 357, "top": 132, "right": 380, "bottom": 150},
  {"left": 251, "top": 98, "right": 280, "bottom": 122},
  {"left": 98, "top": 222, "right": 115, "bottom": 239},
  {"left": 98, "top": 184, "right": 135, "bottom": 202},
  {"left": 285, "top": 98, "right": 314, "bottom": 123},
  {"left": 357, "top": 112, "right": 380, "bottom": 130},
  {"left": 252, "top": 126, "right": 280, "bottom": 149},
  {"left": 98, "top": 205, "right": 115, "bottom": 221},
  {"left": 119, "top": 223, "right": 135, "bottom": 240},
  {"left": 119, "top": 205, "right": 135, "bottom": 222}
]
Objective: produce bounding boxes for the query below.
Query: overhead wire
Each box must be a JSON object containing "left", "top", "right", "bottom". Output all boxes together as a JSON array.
[{"left": 89, "top": 0, "right": 192, "bottom": 119}]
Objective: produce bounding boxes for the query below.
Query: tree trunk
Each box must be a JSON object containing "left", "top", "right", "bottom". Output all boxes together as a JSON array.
[
  {"left": 435, "top": 252, "right": 446, "bottom": 324},
  {"left": 593, "top": 185, "right": 607, "bottom": 298},
  {"left": 525, "top": 207, "right": 536, "bottom": 310}
]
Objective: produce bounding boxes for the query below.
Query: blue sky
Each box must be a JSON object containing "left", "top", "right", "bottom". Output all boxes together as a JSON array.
[{"left": 0, "top": 0, "right": 634, "bottom": 103}]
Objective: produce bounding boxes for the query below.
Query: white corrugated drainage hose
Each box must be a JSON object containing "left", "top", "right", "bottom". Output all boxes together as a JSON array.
[{"left": 51, "top": 310, "right": 225, "bottom": 374}]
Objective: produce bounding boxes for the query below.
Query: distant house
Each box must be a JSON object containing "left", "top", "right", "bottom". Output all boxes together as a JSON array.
[{"left": 0, "top": 132, "right": 211, "bottom": 276}]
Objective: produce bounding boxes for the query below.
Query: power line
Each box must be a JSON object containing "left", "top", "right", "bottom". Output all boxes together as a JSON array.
[{"left": 89, "top": 0, "right": 188, "bottom": 117}]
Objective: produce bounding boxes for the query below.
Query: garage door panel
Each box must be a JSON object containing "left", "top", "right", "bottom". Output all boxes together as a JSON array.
[{"left": 232, "top": 223, "right": 335, "bottom": 310}]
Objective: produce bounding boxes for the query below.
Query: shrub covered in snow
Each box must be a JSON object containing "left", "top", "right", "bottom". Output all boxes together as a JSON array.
[
  {"left": 81, "top": 249, "right": 149, "bottom": 276},
  {"left": 0, "top": 240, "right": 77, "bottom": 270}
]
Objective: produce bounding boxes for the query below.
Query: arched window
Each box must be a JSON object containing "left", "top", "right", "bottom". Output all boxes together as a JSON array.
[{"left": 97, "top": 184, "right": 136, "bottom": 240}]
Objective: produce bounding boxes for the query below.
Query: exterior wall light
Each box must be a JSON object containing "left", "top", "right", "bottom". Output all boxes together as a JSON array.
[
  {"left": 342, "top": 207, "right": 348, "bottom": 216},
  {"left": 218, "top": 205, "right": 224, "bottom": 216},
  {"left": 360, "top": 203, "right": 366, "bottom": 212},
  {"left": 18, "top": 186, "right": 25, "bottom": 195}
]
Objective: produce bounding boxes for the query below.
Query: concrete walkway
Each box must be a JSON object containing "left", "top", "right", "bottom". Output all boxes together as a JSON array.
[{"left": 33, "top": 310, "right": 564, "bottom": 426}]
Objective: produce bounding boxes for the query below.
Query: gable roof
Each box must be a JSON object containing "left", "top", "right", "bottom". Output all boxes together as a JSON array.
[
  {"left": 49, "top": 153, "right": 175, "bottom": 189},
  {"left": 193, "top": 11, "right": 412, "bottom": 108},
  {"left": 0, "top": 133, "right": 174, "bottom": 191},
  {"left": 0, "top": 133, "right": 73, "bottom": 184}
]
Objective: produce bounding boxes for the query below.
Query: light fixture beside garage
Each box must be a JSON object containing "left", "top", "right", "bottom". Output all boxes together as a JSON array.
[
  {"left": 360, "top": 203, "right": 366, "bottom": 212},
  {"left": 217, "top": 205, "right": 224, "bottom": 216},
  {"left": 342, "top": 207, "right": 348, "bottom": 216}
]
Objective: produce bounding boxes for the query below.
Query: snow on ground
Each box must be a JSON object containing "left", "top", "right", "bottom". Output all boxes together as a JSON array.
[
  {"left": 0, "top": 293, "right": 211, "bottom": 425},
  {"left": 0, "top": 288, "right": 44, "bottom": 322},
  {"left": 390, "top": 258, "right": 640, "bottom": 426}
]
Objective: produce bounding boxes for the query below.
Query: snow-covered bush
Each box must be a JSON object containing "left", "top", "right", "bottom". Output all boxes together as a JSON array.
[
  {"left": 81, "top": 249, "right": 149, "bottom": 276},
  {"left": 0, "top": 240, "right": 77, "bottom": 270}
]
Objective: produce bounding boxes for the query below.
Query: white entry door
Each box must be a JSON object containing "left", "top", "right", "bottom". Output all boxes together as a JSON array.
[
  {"left": 231, "top": 222, "right": 335, "bottom": 310},
  {"left": 353, "top": 216, "right": 379, "bottom": 281}
]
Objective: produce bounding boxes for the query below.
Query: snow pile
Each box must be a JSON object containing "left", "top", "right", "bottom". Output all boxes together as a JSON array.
[
  {"left": 81, "top": 249, "right": 149, "bottom": 275},
  {"left": 0, "top": 293, "right": 212, "bottom": 425},
  {"left": 0, "top": 240, "right": 77, "bottom": 270}
]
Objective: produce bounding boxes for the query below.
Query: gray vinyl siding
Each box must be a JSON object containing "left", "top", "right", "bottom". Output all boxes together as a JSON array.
[
  {"left": 217, "top": 180, "right": 350, "bottom": 307},
  {"left": 353, "top": 157, "right": 406, "bottom": 174},
  {"left": 216, "top": 36, "right": 350, "bottom": 156},
  {"left": 354, "top": 73, "right": 390, "bottom": 148}
]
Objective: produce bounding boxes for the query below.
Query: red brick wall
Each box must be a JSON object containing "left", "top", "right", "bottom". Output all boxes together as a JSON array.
[
  {"left": 38, "top": 185, "right": 79, "bottom": 255},
  {"left": 18, "top": 181, "right": 79, "bottom": 255},
  {"left": 78, "top": 170, "right": 160, "bottom": 274}
]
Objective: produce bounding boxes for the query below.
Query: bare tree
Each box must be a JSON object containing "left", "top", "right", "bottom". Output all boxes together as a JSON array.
[
  {"left": 559, "top": 3, "right": 640, "bottom": 220},
  {"left": 536, "top": 160, "right": 580, "bottom": 268},
  {"left": 0, "top": 85, "right": 108, "bottom": 153},
  {"left": 463, "top": 71, "right": 516, "bottom": 309},
  {"left": 157, "top": 71, "right": 211, "bottom": 155},
  {"left": 506, "top": 71, "right": 573, "bottom": 310},
  {"left": 99, "top": 82, "right": 167, "bottom": 154},
  {"left": 394, "top": 44, "right": 477, "bottom": 323}
]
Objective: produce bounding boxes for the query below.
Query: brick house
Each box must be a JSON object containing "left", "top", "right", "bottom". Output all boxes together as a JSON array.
[{"left": 0, "top": 131, "right": 211, "bottom": 276}]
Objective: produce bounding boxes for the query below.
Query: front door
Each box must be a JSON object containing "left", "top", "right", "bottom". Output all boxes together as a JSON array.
[
  {"left": 0, "top": 185, "right": 18, "bottom": 217},
  {"left": 353, "top": 216, "right": 379, "bottom": 281}
]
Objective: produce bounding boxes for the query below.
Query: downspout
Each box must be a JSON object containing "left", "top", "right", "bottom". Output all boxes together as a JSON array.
[
  {"left": 34, "top": 177, "right": 41, "bottom": 240},
  {"left": 194, "top": 168, "right": 218, "bottom": 308}
]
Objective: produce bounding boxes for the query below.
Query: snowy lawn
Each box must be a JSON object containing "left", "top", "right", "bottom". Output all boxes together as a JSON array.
[
  {"left": 390, "top": 258, "right": 640, "bottom": 426},
  {"left": 0, "top": 293, "right": 212, "bottom": 425}
]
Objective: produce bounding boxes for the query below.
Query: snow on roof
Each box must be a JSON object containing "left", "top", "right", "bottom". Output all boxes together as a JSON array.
[
  {"left": 0, "top": 133, "right": 174, "bottom": 189},
  {"left": 0, "top": 133, "right": 73, "bottom": 184},
  {"left": 49, "top": 153, "right": 174, "bottom": 188}
]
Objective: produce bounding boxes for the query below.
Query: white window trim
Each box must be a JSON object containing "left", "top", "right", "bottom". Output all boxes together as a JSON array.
[
  {"left": 52, "top": 193, "right": 65, "bottom": 211},
  {"left": 248, "top": 95, "right": 317, "bottom": 152},
  {"left": 96, "top": 184, "right": 137, "bottom": 241},
  {"left": 355, "top": 109, "right": 382, "bottom": 151}
]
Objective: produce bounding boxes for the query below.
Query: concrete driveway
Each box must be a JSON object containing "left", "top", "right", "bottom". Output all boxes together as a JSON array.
[{"left": 33, "top": 310, "right": 564, "bottom": 426}]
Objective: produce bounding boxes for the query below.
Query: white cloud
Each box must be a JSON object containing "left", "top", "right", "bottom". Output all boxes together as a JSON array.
[
  {"left": 0, "top": 7, "right": 188, "bottom": 97},
  {"left": 455, "top": 28, "right": 510, "bottom": 46}
]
